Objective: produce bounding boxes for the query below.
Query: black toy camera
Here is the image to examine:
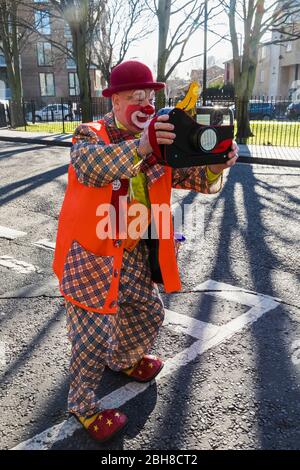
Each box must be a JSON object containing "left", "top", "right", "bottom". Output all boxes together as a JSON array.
[{"left": 156, "top": 107, "right": 234, "bottom": 168}]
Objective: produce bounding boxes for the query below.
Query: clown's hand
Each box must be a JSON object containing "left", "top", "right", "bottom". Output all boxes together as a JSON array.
[
  {"left": 207, "top": 141, "right": 239, "bottom": 174},
  {"left": 138, "top": 114, "right": 176, "bottom": 157}
]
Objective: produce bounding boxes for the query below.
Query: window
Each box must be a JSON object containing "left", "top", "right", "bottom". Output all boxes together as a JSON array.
[
  {"left": 34, "top": 10, "right": 51, "bottom": 34},
  {"left": 37, "top": 42, "right": 52, "bottom": 66},
  {"left": 66, "top": 41, "right": 76, "bottom": 68},
  {"left": 287, "top": 42, "right": 293, "bottom": 52},
  {"left": 39, "top": 72, "right": 55, "bottom": 96},
  {"left": 260, "top": 70, "right": 264, "bottom": 82},
  {"left": 69, "top": 72, "right": 80, "bottom": 96},
  {"left": 0, "top": 42, "right": 5, "bottom": 66},
  {"left": 64, "top": 23, "right": 72, "bottom": 38},
  {"left": 261, "top": 46, "right": 266, "bottom": 59}
]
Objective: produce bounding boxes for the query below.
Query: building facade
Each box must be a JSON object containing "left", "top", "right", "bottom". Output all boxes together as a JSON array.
[
  {"left": 0, "top": 0, "right": 103, "bottom": 104},
  {"left": 224, "top": 1, "right": 300, "bottom": 99},
  {"left": 191, "top": 65, "right": 225, "bottom": 87},
  {"left": 0, "top": 45, "right": 10, "bottom": 100}
]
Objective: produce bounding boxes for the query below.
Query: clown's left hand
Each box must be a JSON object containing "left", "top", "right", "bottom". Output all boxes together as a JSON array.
[{"left": 207, "top": 141, "right": 239, "bottom": 175}]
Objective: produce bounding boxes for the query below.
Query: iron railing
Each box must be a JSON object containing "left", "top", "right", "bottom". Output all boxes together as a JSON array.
[{"left": 2, "top": 95, "right": 300, "bottom": 147}]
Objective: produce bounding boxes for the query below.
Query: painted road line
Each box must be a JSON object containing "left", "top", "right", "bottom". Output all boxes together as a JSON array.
[
  {"left": 12, "top": 286, "right": 280, "bottom": 450},
  {"left": 164, "top": 308, "right": 220, "bottom": 340},
  {"left": 159, "top": 296, "right": 279, "bottom": 382},
  {"left": 33, "top": 239, "right": 55, "bottom": 251},
  {"left": 0, "top": 342, "right": 6, "bottom": 367},
  {"left": 193, "top": 279, "right": 282, "bottom": 306},
  {"left": 0, "top": 226, "right": 27, "bottom": 240},
  {"left": 0, "top": 278, "right": 59, "bottom": 298},
  {"left": 0, "top": 256, "right": 42, "bottom": 274}
]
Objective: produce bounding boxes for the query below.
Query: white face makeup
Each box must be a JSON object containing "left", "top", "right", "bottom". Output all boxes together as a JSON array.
[
  {"left": 129, "top": 89, "right": 155, "bottom": 105},
  {"left": 128, "top": 89, "right": 155, "bottom": 130},
  {"left": 130, "top": 110, "right": 151, "bottom": 129}
]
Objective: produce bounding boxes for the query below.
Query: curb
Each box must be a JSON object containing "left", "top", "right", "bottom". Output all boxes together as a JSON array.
[{"left": 0, "top": 135, "right": 71, "bottom": 147}]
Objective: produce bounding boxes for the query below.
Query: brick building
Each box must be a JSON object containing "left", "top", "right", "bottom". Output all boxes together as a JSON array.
[
  {"left": 191, "top": 65, "right": 225, "bottom": 87},
  {"left": 0, "top": 0, "right": 103, "bottom": 104}
]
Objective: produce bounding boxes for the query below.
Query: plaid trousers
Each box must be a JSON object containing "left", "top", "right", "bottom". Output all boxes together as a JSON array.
[{"left": 66, "top": 240, "right": 165, "bottom": 418}]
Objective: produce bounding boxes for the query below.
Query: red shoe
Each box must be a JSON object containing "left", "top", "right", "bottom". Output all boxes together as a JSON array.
[
  {"left": 77, "top": 409, "right": 128, "bottom": 443},
  {"left": 122, "top": 355, "right": 164, "bottom": 382}
]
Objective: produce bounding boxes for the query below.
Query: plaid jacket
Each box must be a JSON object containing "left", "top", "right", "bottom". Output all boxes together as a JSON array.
[{"left": 71, "top": 112, "right": 223, "bottom": 194}]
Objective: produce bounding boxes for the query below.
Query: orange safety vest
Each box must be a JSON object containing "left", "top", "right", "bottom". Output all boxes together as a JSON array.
[{"left": 52, "top": 120, "right": 181, "bottom": 314}]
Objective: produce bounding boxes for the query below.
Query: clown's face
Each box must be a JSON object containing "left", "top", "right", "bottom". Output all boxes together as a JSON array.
[{"left": 112, "top": 89, "right": 155, "bottom": 133}]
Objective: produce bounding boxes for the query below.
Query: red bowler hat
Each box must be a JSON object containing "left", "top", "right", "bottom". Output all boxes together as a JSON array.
[{"left": 102, "top": 60, "right": 165, "bottom": 97}]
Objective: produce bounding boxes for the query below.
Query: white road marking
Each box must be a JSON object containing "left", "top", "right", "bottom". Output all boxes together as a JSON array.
[
  {"left": 33, "top": 239, "right": 55, "bottom": 251},
  {"left": 164, "top": 308, "right": 220, "bottom": 340},
  {"left": 0, "top": 278, "right": 59, "bottom": 298},
  {"left": 0, "top": 342, "right": 6, "bottom": 366},
  {"left": 12, "top": 280, "right": 280, "bottom": 450},
  {"left": 0, "top": 226, "right": 27, "bottom": 240},
  {"left": 0, "top": 256, "right": 42, "bottom": 274},
  {"left": 193, "top": 279, "right": 282, "bottom": 306},
  {"left": 291, "top": 340, "right": 300, "bottom": 366}
]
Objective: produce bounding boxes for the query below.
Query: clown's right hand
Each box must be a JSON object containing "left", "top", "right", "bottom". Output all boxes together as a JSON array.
[{"left": 138, "top": 114, "right": 176, "bottom": 157}]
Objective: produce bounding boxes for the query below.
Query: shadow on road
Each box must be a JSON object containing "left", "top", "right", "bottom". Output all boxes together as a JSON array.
[
  {"left": 150, "top": 164, "right": 300, "bottom": 449},
  {"left": 0, "top": 164, "right": 68, "bottom": 206}
]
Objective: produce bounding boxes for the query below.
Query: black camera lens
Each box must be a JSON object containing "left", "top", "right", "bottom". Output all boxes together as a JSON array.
[{"left": 191, "top": 127, "right": 218, "bottom": 152}]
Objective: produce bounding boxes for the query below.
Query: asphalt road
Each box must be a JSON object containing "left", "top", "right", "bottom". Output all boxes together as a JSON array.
[{"left": 0, "top": 141, "right": 299, "bottom": 450}]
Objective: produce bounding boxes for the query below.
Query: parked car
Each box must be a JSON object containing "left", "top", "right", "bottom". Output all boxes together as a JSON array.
[
  {"left": 285, "top": 101, "right": 300, "bottom": 121},
  {"left": 26, "top": 103, "right": 75, "bottom": 122},
  {"left": 230, "top": 101, "right": 276, "bottom": 120}
]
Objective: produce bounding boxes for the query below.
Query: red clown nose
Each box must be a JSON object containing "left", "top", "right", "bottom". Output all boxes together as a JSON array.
[{"left": 141, "top": 105, "right": 155, "bottom": 115}]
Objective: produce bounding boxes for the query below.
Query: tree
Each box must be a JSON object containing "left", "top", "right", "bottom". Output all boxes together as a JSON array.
[
  {"left": 146, "top": 0, "right": 222, "bottom": 108},
  {"left": 93, "top": 0, "right": 153, "bottom": 85},
  {"left": 49, "top": 0, "right": 103, "bottom": 122},
  {"left": 0, "top": 1, "right": 32, "bottom": 127},
  {"left": 226, "top": 0, "right": 300, "bottom": 141}
]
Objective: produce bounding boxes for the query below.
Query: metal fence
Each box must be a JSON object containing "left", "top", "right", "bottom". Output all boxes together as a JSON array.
[
  {"left": 200, "top": 95, "right": 299, "bottom": 147},
  {"left": 19, "top": 97, "right": 110, "bottom": 134},
  {"left": 1, "top": 95, "right": 300, "bottom": 147}
]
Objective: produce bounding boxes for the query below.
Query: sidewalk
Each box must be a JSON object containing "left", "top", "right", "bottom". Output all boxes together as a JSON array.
[
  {"left": 0, "top": 129, "right": 72, "bottom": 147},
  {"left": 0, "top": 128, "right": 299, "bottom": 167}
]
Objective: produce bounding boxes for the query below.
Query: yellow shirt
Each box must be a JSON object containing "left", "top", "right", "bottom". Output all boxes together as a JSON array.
[{"left": 115, "top": 118, "right": 150, "bottom": 208}]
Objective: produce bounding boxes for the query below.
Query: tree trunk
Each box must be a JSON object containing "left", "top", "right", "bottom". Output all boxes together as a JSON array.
[
  {"left": 77, "top": 56, "right": 93, "bottom": 122},
  {"left": 70, "top": 0, "right": 93, "bottom": 123},
  {"left": 235, "top": 56, "right": 257, "bottom": 142},
  {"left": 229, "top": 0, "right": 265, "bottom": 143},
  {"left": 74, "top": 32, "right": 92, "bottom": 122},
  {"left": 235, "top": 97, "right": 252, "bottom": 142},
  {"left": 0, "top": 1, "right": 25, "bottom": 127},
  {"left": 5, "top": 55, "right": 25, "bottom": 127},
  {"left": 155, "top": 0, "right": 171, "bottom": 111},
  {"left": 156, "top": 52, "right": 166, "bottom": 109},
  {"left": 9, "top": 84, "right": 24, "bottom": 128}
]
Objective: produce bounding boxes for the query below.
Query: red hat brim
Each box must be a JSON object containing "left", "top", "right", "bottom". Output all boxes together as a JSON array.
[{"left": 102, "top": 81, "right": 165, "bottom": 98}]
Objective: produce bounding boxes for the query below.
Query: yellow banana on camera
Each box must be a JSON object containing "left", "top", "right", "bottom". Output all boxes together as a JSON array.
[{"left": 175, "top": 82, "right": 201, "bottom": 112}]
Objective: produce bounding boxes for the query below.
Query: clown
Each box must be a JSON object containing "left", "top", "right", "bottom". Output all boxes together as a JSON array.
[{"left": 52, "top": 60, "right": 239, "bottom": 443}]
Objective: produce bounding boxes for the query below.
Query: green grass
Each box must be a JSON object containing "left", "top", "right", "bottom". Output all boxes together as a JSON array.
[
  {"left": 16, "top": 121, "right": 78, "bottom": 134},
  {"left": 16, "top": 119, "right": 300, "bottom": 147},
  {"left": 239, "top": 121, "right": 300, "bottom": 147}
]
